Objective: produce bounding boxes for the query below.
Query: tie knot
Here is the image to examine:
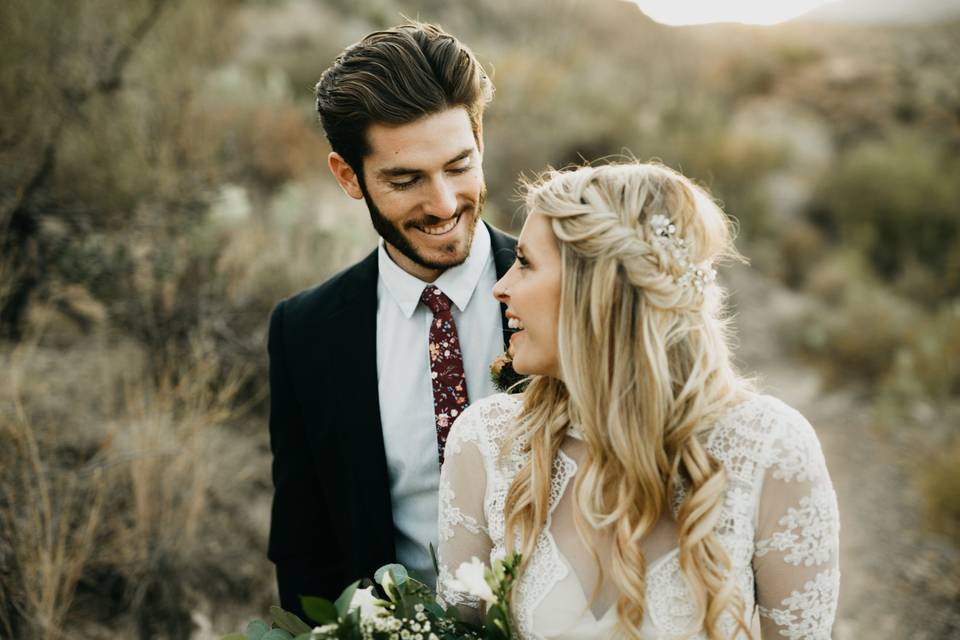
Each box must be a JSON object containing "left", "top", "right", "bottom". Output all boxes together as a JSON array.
[{"left": 420, "top": 285, "right": 453, "bottom": 315}]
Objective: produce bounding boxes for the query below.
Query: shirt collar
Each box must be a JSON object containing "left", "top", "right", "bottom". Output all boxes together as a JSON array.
[{"left": 377, "top": 221, "right": 492, "bottom": 319}]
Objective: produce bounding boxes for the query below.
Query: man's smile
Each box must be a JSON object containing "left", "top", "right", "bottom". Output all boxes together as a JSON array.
[{"left": 413, "top": 214, "right": 461, "bottom": 237}]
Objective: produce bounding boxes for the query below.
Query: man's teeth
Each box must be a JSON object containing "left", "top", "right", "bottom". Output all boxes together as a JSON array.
[
  {"left": 508, "top": 318, "right": 524, "bottom": 330},
  {"left": 420, "top": 218, "right": 458, "bottom": 235}
]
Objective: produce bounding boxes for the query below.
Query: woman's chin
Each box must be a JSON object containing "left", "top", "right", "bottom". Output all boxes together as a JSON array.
[
  {"left": 511, "top": 356, "right": 542, "bottom": 378},
  {"left": 511, "top": 354, "right": 531, "bottom": 376}
]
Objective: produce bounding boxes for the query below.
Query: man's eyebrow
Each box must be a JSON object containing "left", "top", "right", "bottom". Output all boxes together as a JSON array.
[
  {"left": 444, "top": 148, "right": 474, "bottom": 165},
  {"left": 377, "top": 165, "right": 421, "bottom": 178},
  {"left": 375, "top": 148, "right": 475, "bottom": 179}
]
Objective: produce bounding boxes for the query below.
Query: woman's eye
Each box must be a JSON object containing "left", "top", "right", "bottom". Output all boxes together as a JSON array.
[
  {"left": 448, "top": 164, "right": 471, "bottom": 174},
  {"left": 516, "top": 256, "right": 529, "bottom": 270}
]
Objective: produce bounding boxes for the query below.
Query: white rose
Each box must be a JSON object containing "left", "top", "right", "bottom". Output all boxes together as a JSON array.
[
  {"left": 448, "top": 557, "right": 496, "bottom": 605},
  {"left": 350, "top": 586, "right": 385, "bottom": 620}
]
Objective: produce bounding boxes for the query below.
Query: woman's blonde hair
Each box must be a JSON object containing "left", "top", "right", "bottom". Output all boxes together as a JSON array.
[{"left": 502, "top": 161, "right": 752, "bottom": 639}]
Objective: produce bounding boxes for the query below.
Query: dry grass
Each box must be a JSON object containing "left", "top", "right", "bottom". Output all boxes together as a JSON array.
[
  {"left": 0, "top": 340, "right": 107, "bottom": 639},
  {"left": 0, "top": 327, "right": 267, "bottom": 639},
  {"left": 0, "top": 175, "right": 368, "bottom": 638}
]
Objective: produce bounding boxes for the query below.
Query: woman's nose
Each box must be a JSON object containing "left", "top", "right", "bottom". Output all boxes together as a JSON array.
[{"left": 493, "top": 269, "right": 512, "bottom": 302}]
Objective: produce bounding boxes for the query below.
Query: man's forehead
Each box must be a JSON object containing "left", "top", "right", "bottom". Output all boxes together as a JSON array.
[{"left": 365, "top": 107, "right": 477, "bottom": 170}]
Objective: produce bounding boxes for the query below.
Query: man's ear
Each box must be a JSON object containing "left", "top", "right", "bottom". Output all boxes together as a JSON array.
[{"left": 328, "top": 152, "right": 364, "bottom": 200}]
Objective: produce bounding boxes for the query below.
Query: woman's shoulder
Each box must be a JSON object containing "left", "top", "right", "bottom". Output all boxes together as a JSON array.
[
  {"left": 712, "top": 393, "right": 829, "bottom": 482},
  {"left": 447, "top": 392, "right": 524, "bottom": 451}
]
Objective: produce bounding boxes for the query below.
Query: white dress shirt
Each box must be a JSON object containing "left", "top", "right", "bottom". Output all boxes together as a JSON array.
[{"left": 376, "top": 222, "right": 503, "bottom": 588}]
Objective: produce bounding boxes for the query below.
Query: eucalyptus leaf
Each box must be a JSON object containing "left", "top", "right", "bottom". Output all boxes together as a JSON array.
[
  {"left": 261, "top": 630, "right": 294, "bottom": 640},
  {"left": 374, "top": 563, "right": 408, "bottom": 587},
  {"left": 334, "top": 580, "right": 360, "bottom": 618},
  {"left": 245, "top": 619, "right": 270, "bottom": 640},
  {"left": 301, "top": 595, "right": 338, "bottom": 624},
  {"left": 269, "top": 606, "right": 313, "bottom": 635},
  {"left": 405, "top": 577, "right": 432, "bottom": 598}
]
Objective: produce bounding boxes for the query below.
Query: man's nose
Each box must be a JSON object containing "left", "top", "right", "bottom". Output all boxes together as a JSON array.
[{"left": 424, "top": 177, "right": 458, "bottom": 219}]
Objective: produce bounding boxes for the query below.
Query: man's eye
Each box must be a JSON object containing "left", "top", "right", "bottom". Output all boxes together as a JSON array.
[
  {"left": 448, "top": 163, "right": 471, "bottom": 174},
  {"left": 390, "top": 177, "right": 419, "bottom": 190}
]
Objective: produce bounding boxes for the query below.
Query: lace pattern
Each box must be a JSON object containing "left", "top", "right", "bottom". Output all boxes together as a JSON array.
[
  {"left": 437, "top": 393, "right": 840, "bottom": 639},
  {"left": 438, "top": 478, "right": 484, "bottom": 542},
  {"left": 510, "top": 450, "right": 577, "bottom": 639},
  {"left": 758, "top": 568, "right": 840, "bottom": 639},
  {"left": 755, "top": 482, "right": 838, "bottom": 567}
]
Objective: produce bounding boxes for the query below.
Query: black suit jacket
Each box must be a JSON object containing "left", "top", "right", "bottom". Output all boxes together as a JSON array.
[{"left": 267, "top": 222, "right": 516, "bottom": 618}]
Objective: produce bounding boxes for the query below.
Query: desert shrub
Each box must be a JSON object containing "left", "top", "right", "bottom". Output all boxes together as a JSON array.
[
  {"left": 810, "top": 130, "right": 960, "bottom": 305},
  {"left": 0, "top": 335, "right": 274, "bottom": 639},
  {"left": 775, "top": 220, "right": 830, "bottom": 289},
  {"left": 782, "top": 279, "right": 920, "bottom": 387},
  {"left": 802, "top": 249, "right": 877, "bottom": 305},
  {"left": 882, "top": 304, "right": 960, "bottom": 406},
  {"left": 640, "top": 99, "right": 788, "bottom": 241},
  {"left": 785, "top": 268, "right": 960, "bottom": 411},
  {"left": 918, "top": 438, "right": 960, "bottom": 540},
  {"left": 0, "top": 0, "right": 240, "bottom": 338}
]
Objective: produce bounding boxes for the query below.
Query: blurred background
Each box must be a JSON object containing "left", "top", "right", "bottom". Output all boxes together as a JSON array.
[{"left": 1, "top": 0, "right": 958, "bottom": 638}]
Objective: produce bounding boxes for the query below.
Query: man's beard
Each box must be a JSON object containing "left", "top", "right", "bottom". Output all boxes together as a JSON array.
[{"left": 360, "top": 181, "right": 486, "bottom": 272}]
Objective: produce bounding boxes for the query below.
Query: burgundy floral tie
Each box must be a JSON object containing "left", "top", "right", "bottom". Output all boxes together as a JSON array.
[{"left": 420, "top": 285, "right": 470, "bottom": 466}]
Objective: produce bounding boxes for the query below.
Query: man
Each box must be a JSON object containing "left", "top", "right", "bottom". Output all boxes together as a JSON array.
[{"left": 266, "top": 22, "right": 516, "bottom": 617}]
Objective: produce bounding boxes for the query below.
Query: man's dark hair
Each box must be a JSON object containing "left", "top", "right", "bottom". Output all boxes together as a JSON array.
[{"left": 315, "top": 22, "right": 493, "bottom": 178}]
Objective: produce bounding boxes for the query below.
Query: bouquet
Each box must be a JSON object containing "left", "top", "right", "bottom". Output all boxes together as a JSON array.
[{"left": 222, "top": 553, "right": 521, "bottom": 640}]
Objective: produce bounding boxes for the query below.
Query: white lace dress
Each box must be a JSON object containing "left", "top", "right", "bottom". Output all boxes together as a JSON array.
[{"left": 437, "top": 393, "right": 840, "bottom": 639}]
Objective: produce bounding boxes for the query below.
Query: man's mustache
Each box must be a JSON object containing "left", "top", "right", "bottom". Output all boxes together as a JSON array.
[{"left": 404, "top": 204, "right": 476, "bottom": 230}]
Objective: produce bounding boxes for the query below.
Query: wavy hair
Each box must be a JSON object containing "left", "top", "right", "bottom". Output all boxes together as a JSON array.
[{"left": 501, "top": 162, "right": 753, "bottom": 639}]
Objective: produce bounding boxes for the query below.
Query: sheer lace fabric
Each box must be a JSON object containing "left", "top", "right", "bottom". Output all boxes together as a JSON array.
[{"left": 437, "top": 393, "right": 840, "bottom": 639}]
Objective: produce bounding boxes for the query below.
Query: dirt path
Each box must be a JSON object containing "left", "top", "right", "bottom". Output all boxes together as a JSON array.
[{"left": 727, "top": 267, "right": 960, "bottom": 639}]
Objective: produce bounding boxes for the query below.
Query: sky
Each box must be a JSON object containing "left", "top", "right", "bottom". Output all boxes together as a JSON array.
[{"left": 625, "top": 0, "right": 960, "bottom": 26}]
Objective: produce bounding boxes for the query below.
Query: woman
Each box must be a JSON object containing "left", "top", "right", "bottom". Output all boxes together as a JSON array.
[{"left": 437, "top": 161, "right": 840, "bottom": 639}]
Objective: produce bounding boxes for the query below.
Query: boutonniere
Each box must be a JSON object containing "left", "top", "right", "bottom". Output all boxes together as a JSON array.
[{"left": 489, "top": 346, "right": 527, "bottom": 394}]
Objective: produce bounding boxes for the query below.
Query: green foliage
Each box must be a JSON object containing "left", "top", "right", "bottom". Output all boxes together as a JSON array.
[
  {"left": 245, "top": 620, "right": 271, "bottom": 640},
  {"left": 811, "top": 131, "right": 960, "bottom": 301},
  {"left": 334, "top": 581, "right": 361, "bottom": 619},
  {"left": 783, "top": 279, "right": 920, "bottom": 387},
  {"left": 882, "top": 304, "right": 960, "bottom": 404},
  {"left": 222, "top": 556, "right": 523, "bottom": 640},
  {"left": 271, "top": 606, "right": 314, "bottom": 635},
  {"left": 785, "top": 275, "right": 960, "bottom": 411},
  {"left": 301, "top": 596, "right": 338, "bottom": 625}
]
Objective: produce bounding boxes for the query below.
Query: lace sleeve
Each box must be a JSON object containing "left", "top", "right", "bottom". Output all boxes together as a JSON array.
[
  {"left": 753, "top": 404, "right": 840, "bottom": 639},
  {"left": 436, "top": 409, "right": 493, "bottom": 622}
]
